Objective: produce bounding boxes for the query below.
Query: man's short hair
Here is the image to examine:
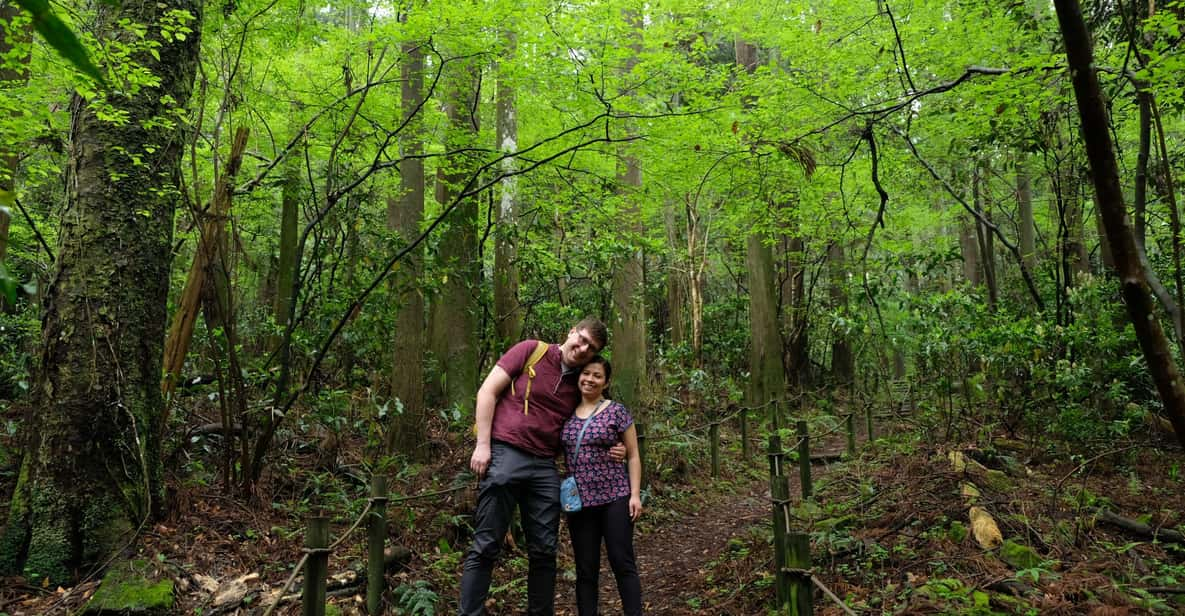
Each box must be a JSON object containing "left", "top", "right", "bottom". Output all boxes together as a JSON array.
[{"left": 573, "top": 316, "right": 608, "bottom": 351}]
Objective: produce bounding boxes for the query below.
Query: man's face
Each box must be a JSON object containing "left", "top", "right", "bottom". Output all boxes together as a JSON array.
[{"left": 561, "top": 327, "right": 601, "bottom": 366}]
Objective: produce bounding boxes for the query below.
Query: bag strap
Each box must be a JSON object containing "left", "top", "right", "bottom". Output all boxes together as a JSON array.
[
  {"left": 510, "top": 341, "right": 550, "bottom": 415},
  {"left": 572, "top": 399, "right": 609, "bottom": 461}
]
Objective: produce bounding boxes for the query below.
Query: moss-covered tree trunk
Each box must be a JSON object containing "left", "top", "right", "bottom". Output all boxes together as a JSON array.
[{"left": 0, "top": 0, "right": 200, "bottom": 582}]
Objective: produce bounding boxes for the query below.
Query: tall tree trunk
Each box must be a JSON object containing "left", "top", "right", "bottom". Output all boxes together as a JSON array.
[
  {"left": 430, "top": 58, "right": 481, "bottom": 411},
  {"left": 663, "top": 203, "right": 687, "bottom": 351},
  {"left": 828, "top": 242, "right": 854, "bottom": 387},
  {"left": 747, "top": 233, "right": 784, "bottom": 411},
  {"left": 974, "top": 163, "right": 998, "bottom": 311},
  {"left": 610, "top": 9, "right": 648, "bottom": 413},
  {"left": 1017, "top": 161, "right": 1037, "bottom": 275},
  {"left": 1060, "top": 162, "right": 1090, "bottom": 279},
  {"left": 783, "top": 236, "right": 810, "bottom": 387},
  {"left": 493, "top": 30, "right": 523, "bottom": 351},
  {"left": 274, "top": 119, "right": 301, "bottom": 352},
  {"left": 960, "top": 216, "right": 981, "bottom": 287},
  {"left": 0, "top": 0, "right": 201, "bottom": 580},
  {"left": 737, "top": 38, "right": 784, "bottom": 413},
  {"left": 1133, "top": 92, "right": 1151, "bottom": 249},
  {"left": 1053, "top": 0, "right": 1185, "bottom": 450},
  {"left": 386, "top": 35, "right": 427, "bottom": 459}
]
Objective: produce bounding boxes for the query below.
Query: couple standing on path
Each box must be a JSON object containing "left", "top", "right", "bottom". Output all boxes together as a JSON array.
[{"left": 460, "top": 317, "right": 645, "bottom": 616}]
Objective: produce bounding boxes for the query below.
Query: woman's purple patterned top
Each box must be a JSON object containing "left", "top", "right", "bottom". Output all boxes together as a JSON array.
[{"left": 561, "top": 400, "right": 634, "bottom": 508}]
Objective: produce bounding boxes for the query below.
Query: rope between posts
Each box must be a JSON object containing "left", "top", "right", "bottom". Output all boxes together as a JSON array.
[
  {"left": 644, "top": 404, "right": 751, "bottom": 444},
  {"left": 812, "top": 575, "right": 859, "bottom": 616}
]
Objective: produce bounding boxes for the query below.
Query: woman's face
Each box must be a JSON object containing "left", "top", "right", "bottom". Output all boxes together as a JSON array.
[{"left": 579, "top": 362, "right": 608, "bottom": 398}]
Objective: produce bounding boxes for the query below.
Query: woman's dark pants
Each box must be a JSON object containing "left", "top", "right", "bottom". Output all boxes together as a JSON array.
[{"left": 566, "top": 496, "right": 642, "bottom": 616}]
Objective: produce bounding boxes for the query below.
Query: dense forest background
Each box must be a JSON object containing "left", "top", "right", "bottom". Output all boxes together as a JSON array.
[{"left": 2, "top": 0, "right": 1185, "bottom": 613}]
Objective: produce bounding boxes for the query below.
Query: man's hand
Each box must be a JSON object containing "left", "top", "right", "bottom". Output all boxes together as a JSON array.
[
  {"left": 608, "top": 442, "right": 627, "bottom": 463},
  {"left": 470, "top": 442, "right": 492, "bottom": 478}
]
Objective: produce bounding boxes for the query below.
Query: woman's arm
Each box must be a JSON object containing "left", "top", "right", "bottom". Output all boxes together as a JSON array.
[{"left": 623, "top": 423, "right": 642, "bottom": 521}]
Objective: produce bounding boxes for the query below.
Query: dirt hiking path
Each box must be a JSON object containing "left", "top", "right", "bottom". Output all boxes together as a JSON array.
[{"left": 554, "top": 439, "right": 851, "bottom": 615}]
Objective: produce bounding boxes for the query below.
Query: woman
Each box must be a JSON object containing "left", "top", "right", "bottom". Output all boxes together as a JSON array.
[{"left": 561, "top": 356, "right": 643, "bottom": 615}]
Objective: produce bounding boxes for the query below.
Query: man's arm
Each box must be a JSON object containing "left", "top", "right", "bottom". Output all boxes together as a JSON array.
[{"left": 470, "top": 365, "right": 512, "bottom": 478}]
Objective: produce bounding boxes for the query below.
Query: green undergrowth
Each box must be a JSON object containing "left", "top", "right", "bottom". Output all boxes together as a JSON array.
[{"left": 733, "top": 423, "right": 1185, "bottom": 614}]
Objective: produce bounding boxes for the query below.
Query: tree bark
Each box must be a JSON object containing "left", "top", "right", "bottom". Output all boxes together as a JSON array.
[
  {"left": 960, "top": 216, "right": 981, "bottom": 287},
  {"left": 1053, "top": 0, "right": 1185, "bottom": 450},
  {"left": 1016, "top": 161, "right": 1037, "bottom": 276},
  {"left": 610, "top": 8, "right": 648, "bottom": 413},
  {"left": 783, "top": 236, "right": 810, "bottom": 387},
  {"left": 493, "top": 30, "right": 523, "bottom": 351},
  {"left": 973, "top": 163, "right": 998, "bottom": 311},
  {"left": 1, "top": 0, "right": 201, "bottom": 580},
  {"left": 737, "top": 38, "right": 784, "bottom": 412},
  {"left": 663, "top": 203, "right": 687, "bottom": 351},
  {"left": 430, "top": 58, "right": 481, "bottom": 411},
  {"left": 1133, "top": 92, "right": 1151, "bottom": 249},
  {"left": 828, "top": 242, "right": 854, "bottom": 387},
  {"left": 386, "top": 35, "right": 427, "bottom": 459}
]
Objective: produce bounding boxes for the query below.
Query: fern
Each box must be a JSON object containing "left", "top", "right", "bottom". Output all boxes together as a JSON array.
[{"left": 391, "top": 580, "right": 438, "bottom": 616}]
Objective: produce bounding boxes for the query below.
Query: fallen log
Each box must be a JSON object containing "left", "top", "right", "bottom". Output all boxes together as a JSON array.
[
  {"left": 985, "top": 578, "right": 1036, "bottom": 597},
  {"left": 1146, "top": 586, "right": 1185, "bottom": 594},
  {"left": 1093, "top": 509, "right": 1185, "bottom": 545}
]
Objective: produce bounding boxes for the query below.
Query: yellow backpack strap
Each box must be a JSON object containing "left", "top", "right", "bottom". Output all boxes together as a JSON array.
[{"left": 514, "top": 341, "right": 550, "bottom": 415}]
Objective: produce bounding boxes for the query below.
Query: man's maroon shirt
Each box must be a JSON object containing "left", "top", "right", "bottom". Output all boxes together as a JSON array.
[{"left": 490, "top": 340, "right": 580, "bottom": 457}]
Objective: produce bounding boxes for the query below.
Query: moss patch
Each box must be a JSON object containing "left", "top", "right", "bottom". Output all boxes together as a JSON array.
[
  {"left": 84, "top": 560, "right": 174, "bottom": 615},
  {"left": 999, "top": 539, "right": 1042, "bottom": 571}
]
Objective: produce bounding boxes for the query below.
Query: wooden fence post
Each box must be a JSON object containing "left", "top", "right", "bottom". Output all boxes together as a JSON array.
[
  {"left": 740, "top": 407, "right": 751, "bottom": 460},
  {"left": 709, "top": 422, "right": 720, "bottom": 478},
  {"left": 767, "top": 434, "right": 784, "bottom": 478},
  {"left": 796, "top": 421, "right": 812, "bottom": 500},
  {"left": 367, "top": 476, "right": 388, "bottom": 614},
  {"left": 845, "top": 413, "right": 855, "bottom": 456},
  {"left": 303, "top": 516, "right": 329, "bottom": 616},
  {"left": 785, "top": 532, "right": 813, "bottom": 615},
  {"left": 771, "top": 472, "right": 792, "bottom": 610}
]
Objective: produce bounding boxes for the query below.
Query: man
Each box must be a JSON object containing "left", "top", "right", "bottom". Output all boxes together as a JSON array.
[{"left": 460, "top": 316, "right": 624, "bottom": 615}]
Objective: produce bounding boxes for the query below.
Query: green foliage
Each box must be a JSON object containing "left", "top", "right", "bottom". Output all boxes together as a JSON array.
[
  {"left": 391, "top": 580, "right": 438, "bottom": 616},
  {"left": 12, "top": 0, "right": 104, "bottom": 85},
  {"left": 904, "top": 277, "right": 1154, "bottom": 444}
]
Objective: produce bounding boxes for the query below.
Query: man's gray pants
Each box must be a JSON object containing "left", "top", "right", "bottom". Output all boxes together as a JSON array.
[{"left": 459, "top": 442, "right": 561, "bottom": 616}]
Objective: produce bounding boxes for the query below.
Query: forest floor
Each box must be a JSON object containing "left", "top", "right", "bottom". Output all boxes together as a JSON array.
[{"left": 3, "top": 404, "right": 1185, "bottom": 615}]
